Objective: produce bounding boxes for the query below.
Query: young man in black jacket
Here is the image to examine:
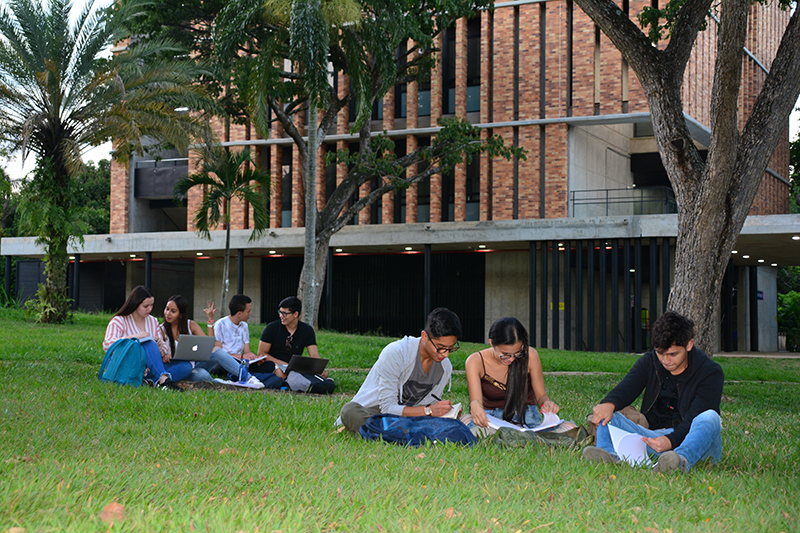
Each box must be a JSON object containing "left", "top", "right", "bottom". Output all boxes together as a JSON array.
[{"left": 583, "top": 311, "right": 723, "bottom": 473}]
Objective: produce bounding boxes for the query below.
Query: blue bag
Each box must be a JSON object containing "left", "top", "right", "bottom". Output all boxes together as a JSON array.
[
  {"left": 359, "top": 414, "right": 477, "bottom": 447},
  {"left": 98, "top": 338, "right": 147, "bottom": 387}
]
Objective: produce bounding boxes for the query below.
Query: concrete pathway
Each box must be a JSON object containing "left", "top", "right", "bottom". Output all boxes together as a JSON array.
[{"left": 714, "top": 352, "right": 800, "bottom": 359}]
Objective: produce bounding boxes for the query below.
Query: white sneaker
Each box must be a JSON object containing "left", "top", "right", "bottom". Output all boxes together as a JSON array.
[{"left": 246, "top": 375, "right": 265, "bottom": 389}]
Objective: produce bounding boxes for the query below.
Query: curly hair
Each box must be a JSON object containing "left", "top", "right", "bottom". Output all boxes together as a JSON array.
[{"left": 652, "top": 311, "right": 695, "bottom": 351}]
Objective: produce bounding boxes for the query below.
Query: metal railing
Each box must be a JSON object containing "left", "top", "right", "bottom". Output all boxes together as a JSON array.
[
  {"left": 134, "top": 157, "right": 189, "bottom": 169},
  {"left": 570, "top": 186, "right": 677, "bottom": 217}
]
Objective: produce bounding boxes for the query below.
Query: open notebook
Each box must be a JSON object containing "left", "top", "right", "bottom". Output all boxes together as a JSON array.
[{"left": 486, "top": 412, "right": 562, "bottom": 432}]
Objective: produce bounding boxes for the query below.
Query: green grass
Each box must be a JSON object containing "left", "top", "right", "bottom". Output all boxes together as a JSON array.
[{"left": 1, "top": 309, "right": 799, "bottom": 532}]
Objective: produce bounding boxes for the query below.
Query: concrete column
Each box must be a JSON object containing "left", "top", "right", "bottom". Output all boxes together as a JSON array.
[{"left": 72, "top": 254, "right": 80, "bottom": 310}]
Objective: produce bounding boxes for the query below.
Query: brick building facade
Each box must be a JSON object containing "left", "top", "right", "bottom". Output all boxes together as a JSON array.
[{"left": 109, "top": 1, "right": 790, "bottom": 235}]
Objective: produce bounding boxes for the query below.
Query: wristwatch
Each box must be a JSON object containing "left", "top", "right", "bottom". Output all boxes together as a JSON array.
[{"left": 424, "top": 405, "right": 432, "bottom": 416}]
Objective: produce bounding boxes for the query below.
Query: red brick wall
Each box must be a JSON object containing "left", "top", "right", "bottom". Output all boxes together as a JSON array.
[
  {"left": 571, "top": 7, "right": 594, "bottom": 116},
  {"left": 109, "top": 158, "right": 129, "bottom": 234}
]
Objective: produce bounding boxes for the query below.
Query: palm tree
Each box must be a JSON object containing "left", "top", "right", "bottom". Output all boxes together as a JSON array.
[
  {"left": 174, "top": 145, "right": 270, "bottom": 310},
  {"left": 0, "top": 0, "right": 212, "bottom": 322}
]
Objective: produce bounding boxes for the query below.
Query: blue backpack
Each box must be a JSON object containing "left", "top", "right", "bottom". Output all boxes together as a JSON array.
[
  {"left": 359, "top": 414, "right": 477, "bottom": 447},
  {"left": 98, "top": 338, "right": 147, "bottom": 387}
]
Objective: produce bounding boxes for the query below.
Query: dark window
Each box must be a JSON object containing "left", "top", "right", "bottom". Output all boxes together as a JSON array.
[
  {"left": 466, "top": 155, "right": 480, "bottom": 221},
  {"left": 394, "top": 139, "right": 407, "bottom": 223},
  {"left": 416, "top": 138, "right": 431, "bottom": 222},
  {"left": 325, "top": 144, "right": 337, "bottom": 201},
  {"left": 395, "top": 43, "right": 408, "bottom": 119},
  {"left": 467, "top": 17, "right": 481, "bottom": 113},
  {"left": 418, "top": 81, "right": 431, "bottom": 117},
  {"left": 442, "top": 26, "right": 456, "bottom": 114},
  {"left": 282, "top": 146, "right": 292, "bottom": 227}
]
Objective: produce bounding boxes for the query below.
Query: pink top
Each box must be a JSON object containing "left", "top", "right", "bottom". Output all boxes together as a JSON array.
[{"left": 103, "top": 314, "right": 164, "bottom": 354}]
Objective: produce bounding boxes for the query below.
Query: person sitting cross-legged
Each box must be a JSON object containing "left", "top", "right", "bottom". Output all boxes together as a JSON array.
[
  {"left": 337, "top": 307, "right": 462, "bottom": 433},
  {"left": 463, "top": 317, "right": 574, "bottom": 436},
  {"left": 582, "top": 311, "right": 724, "bottom": 473},
  {"left": 252, "top": 296, "right": 334, "bottom": 393}
]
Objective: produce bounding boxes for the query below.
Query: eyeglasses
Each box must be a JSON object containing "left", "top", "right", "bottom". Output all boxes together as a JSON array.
[
  {"left": 428, "top": 337, "right": 459, "bottom": 355},
  {"left": 278, "top": 309, "right": 291, "bottom": 317},
  {"left": 492, "top": 346, "right": 525, "bottom": 362},
  {"left": 285, "top": 333, "right": 293, "bottom": 350}
]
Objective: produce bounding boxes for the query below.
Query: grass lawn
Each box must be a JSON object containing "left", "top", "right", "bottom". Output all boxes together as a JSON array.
[{"left": 1, "top": 309, "right": 798, "bottom": 532}]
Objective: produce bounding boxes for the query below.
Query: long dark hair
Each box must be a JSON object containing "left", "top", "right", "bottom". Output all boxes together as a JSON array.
[
  {"left": 115, "top": 286, "right": 154, "bottom": 317},
  {"left": 162, "top": 295, "right": 190, "bottom": 356},
  {"left": 488, "top": 317, "right": 530, "bottom": 424}
]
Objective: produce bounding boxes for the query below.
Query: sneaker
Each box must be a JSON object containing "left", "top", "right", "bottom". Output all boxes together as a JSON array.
[
  {"left": 653, "top": 451, "right": 688, "bottom": 473},
  {"left": 246, "top": 375, "right": 265, "bottom": 389},
  {"left": 157, "top": 380, "right": 182, "bottom": 391},
  {"left": 582, "top": 446, "right": 620, "bottom": 464}
]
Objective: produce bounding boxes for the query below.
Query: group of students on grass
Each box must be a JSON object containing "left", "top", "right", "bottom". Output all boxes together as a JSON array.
[
  {"left": 103, "top": 287, "right": 327, "bottom": 391},
  {"left": 103, "top": 287, "right": 723, "bottom": 474}
]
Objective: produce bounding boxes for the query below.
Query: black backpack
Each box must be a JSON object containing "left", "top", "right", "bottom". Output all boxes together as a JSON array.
[{"left": 359, "top": 414, "right": 477, "bottom": 447}]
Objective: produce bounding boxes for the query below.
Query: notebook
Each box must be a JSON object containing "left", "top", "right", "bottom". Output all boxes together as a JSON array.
[
  {"left": 171, "top": 335, "right": 216, "bottom": 361},
  {"left": 283, "top": 355, "right": 329, "bottom": 375}
]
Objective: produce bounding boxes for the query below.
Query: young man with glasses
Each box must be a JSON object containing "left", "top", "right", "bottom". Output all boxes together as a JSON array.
[
  {"left": 337, "top": 307, "right": 463, "bottom": 433},
  {"left": 251, "top": 296, "right": 328, "bottom": 382}
]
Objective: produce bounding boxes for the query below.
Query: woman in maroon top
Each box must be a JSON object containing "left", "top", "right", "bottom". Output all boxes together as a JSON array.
[{"left": 465, "top": 317, "right": 560, "bottom": 429}]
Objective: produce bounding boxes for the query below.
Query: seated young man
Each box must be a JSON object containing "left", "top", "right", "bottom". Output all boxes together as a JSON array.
[
  {"left": 337, "top": 307, "right": 462, "bottom": 433},
  {"left": 214, "top": 294, "right": 255, "bottom": 360},
  {"left": 583, "top": 311, "right": 724, "bottom": 473},
  {"left": 251, "top": 296, "right": 332, "bottom": 392},
  {"left": 213, "top": 294, "right": 281, "bottom": 388}
]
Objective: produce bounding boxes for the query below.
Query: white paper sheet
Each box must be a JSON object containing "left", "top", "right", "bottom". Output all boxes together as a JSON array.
[
  {"left": 607, "top": 425, "right": 653, "bottom": 466},
  {"left": 486, "top": 411, "right": 562, "bottom": 432}
]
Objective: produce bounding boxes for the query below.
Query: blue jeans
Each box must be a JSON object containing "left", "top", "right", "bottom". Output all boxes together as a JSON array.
[
  {"left": 192, "top": 349, "right": 240, "bottom": 380},
  {"left": 141, "top": 338, "right": 193, "bottom": 382},
  {"left": 596, "top": 410, "right": 722, "bottom": 470}
]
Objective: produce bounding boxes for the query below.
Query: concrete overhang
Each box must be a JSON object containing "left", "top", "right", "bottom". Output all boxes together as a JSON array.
[{"left": 3, "top": 214, "right": 799, "bottom": 267}]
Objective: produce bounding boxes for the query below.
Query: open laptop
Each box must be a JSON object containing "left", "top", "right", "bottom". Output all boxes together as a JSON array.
[
  {"left": 171, "top": 335, "right": 216, "bottom": 361},
  {"left": 284, "top": 355, "right": 329, "bottom": 375}
]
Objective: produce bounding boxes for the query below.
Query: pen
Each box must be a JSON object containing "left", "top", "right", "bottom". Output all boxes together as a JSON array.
[{"left": 431, "top": 394, "right": 442, "bottom": 402}]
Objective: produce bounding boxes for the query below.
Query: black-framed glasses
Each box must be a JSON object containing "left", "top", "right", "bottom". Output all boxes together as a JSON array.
[
  {"left": 492, "top": 346, "right": 525, "bottom": 361},
  {"left": 285, "top": 334, "right": 294, "bottom": 350},
  {"left": 278, "top": 309, "right": 291, "bottom": 317},
  {"left": 429, "top": 337, "right": 459, "bottom": 355}
]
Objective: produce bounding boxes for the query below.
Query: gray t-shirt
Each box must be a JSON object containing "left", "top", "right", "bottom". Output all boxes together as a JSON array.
[{"left": 401, "top": 348, "right": 444, "bottom": 406}]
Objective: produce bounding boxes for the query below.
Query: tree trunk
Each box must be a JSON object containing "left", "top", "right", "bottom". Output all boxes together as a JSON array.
[
  {"left": 309, "top": 231, "right": 331, "bottom": 330},
  {"left": 573, "top": 0, "right": 800, "bottom": 353},
  {"left": 39, "top": 237, "right": 70, "bottom": 323},
  {"left": 299, "top": 106, "right": 318, "bottom": 327},
  {"left": 668, "top": 190, "right": 738, "bottom": 354},
  {"left": 221, "top": 208, "right": 231, "bottom": 313},
  {"left": 38, "top": 168, "right": 71, "bottom": 323}
]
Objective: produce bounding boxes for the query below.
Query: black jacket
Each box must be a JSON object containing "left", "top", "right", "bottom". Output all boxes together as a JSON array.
[{"left": 601, "top": 346, "right": 724, "bottom": 449}]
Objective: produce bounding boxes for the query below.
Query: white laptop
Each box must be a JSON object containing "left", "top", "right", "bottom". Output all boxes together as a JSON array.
[{"left": 171, "top": 335, "right": 216, "bottom": 361}]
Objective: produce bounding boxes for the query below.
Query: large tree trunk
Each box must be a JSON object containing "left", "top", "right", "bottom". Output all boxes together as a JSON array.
[{"left": 574, "top": 0, "right": 800, "bottom": 353}]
